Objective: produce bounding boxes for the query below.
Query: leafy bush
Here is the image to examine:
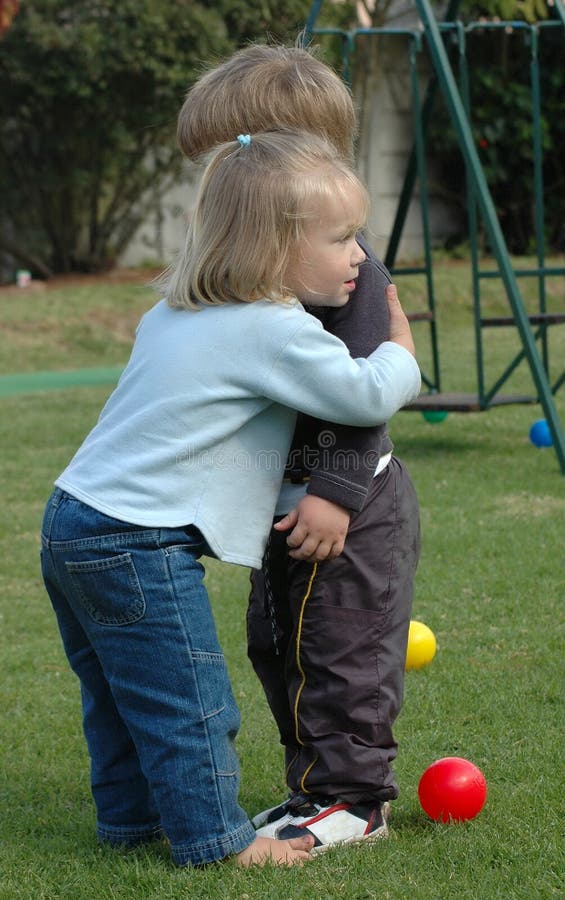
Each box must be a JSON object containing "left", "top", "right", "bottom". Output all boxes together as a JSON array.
[{"left": 0, "top": 0, "right": 310, "bottom": 277}]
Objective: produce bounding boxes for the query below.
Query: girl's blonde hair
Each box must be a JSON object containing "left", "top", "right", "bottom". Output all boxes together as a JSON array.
[
  {"left": 160, "top": 130, "right": 369, "bottom": 311},
  {"left": 178, "top": 43, "right": 357, "bottom": 163}
]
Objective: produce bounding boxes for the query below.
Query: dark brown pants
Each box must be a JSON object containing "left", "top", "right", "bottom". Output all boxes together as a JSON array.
[{"left": 247, "top": 456, "right": 421, "bottom": 804}]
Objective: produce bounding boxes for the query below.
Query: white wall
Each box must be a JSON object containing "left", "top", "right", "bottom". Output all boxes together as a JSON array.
[
  {"left": 119, "top": 163, "right": 200, "bottom": 269},
  {"left": 357, "top": 44, "right": 460, "bottom": 261}
]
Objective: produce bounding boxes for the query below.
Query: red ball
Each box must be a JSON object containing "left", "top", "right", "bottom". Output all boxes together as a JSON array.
[{"left": 418, "top": 757, "right": 487, "bottom": 822}]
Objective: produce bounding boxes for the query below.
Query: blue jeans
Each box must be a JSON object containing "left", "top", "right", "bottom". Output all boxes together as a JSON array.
[{"left": 40, "top": 488, "right": 255, "bottom": 866}]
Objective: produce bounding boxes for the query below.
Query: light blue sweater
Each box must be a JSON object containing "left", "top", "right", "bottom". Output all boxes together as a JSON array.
[{"left": 56, "top": 299, "right": 420, "bottom": 567}]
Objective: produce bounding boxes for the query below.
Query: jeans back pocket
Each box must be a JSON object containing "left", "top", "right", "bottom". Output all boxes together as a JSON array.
[{"left": 65, "top": 553, "right": 146, "bottom": 626}]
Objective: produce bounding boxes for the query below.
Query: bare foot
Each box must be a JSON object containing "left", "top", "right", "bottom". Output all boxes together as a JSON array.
[{"left": 236, "top": 835, "right": 315, "bottom": 867}]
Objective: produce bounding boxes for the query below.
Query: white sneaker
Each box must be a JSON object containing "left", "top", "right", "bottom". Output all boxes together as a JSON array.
[{"left": 254, "top": 794, "right": 390, "bottom": 855}]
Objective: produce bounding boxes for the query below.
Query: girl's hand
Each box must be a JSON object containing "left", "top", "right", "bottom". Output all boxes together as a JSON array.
[
  {"left": 275, "top": 495, "right": 351, "bottom": 561},
  {"left": 387, "top": 283, "right": 416, "bottom": 357}
]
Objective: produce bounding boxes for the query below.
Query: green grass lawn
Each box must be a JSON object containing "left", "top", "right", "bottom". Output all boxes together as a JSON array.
[{"left": 1, "top": 263, "right": 563, "bottom": 898}]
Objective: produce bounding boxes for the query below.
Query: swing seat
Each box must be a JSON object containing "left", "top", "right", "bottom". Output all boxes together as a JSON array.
[
  {"left": 481, "top": 313, "right": 565, "bottom": 327},
  {"left": 404, "top": 392, "right": 538, "bottom": 412},
  {"left": 407, "top": 311, "right": 434, "bottom": 322}
]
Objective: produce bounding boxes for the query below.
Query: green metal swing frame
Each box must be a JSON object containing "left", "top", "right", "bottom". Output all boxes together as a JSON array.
[{"left": 304, "top": 0, "right": 565, "bottom": 473}]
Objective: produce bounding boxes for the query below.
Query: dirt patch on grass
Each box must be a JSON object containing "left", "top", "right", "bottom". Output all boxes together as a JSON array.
[
  {"left": 0, "top": 267, "right": 162, "bottom": 296},
  {"left": 497, "top": 492, "right": 565, "bottom": 519}
]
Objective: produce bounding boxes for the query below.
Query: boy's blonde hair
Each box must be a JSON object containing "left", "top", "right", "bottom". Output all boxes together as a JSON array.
[
  {"left": 161, "top": 130, "right": 369, "bottom": 311},
  {"left": 178, "top": 44, "right": 357, "bottom": 163}
]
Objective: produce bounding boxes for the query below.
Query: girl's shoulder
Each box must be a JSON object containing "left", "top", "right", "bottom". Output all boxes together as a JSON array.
[
  {"left": 229, "top": 298, "right": 322, "bottom": 344},
  {"left": 144, "top": 297, "right": 319, "bottom": 344},
  {"left": 142, "top": 296, "right": 307, "bottom": 321}
]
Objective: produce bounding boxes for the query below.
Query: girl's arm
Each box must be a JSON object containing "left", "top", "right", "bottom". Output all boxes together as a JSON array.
[{"left": 263, "top": 285, "right": 418, "bottom": 433}]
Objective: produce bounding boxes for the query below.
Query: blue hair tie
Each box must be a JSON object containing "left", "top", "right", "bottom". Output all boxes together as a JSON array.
[{"left": 237, "top": 134, "right": 251, "bottom": 147}]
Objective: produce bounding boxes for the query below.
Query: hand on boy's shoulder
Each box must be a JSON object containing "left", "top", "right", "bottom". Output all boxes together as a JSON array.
[
  {"left": 274, "top": 495, "right": 351, "bottom": 562},
  {"left": 386, "top": 284, "right": 416, "bottom": 357}
]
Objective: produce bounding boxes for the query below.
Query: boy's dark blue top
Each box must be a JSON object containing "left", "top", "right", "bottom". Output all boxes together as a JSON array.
[{"left": 289, "top": 234, "right": 394, "bottom": 511}]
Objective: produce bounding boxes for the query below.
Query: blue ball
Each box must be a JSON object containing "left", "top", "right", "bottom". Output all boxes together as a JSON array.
[{"left": 529, "top": 419, "right": 553, "bottom": 448}]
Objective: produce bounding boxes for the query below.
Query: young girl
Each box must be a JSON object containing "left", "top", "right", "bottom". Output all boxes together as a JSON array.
[
  {"left": 178, "top": 44, "right": 423, "bottom": 852},
  {"left": 40, "top": 129, "right": 420, "bottom": 868}
]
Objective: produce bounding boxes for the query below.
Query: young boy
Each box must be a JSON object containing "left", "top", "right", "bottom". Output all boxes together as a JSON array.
[{"left": 178, "top": 44, "right": 421, "bottom": 853}]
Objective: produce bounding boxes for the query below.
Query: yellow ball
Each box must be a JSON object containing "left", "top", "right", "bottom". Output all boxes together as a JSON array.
[{"left": 405, "top": 620, "right": 437, "bottom": 671}]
